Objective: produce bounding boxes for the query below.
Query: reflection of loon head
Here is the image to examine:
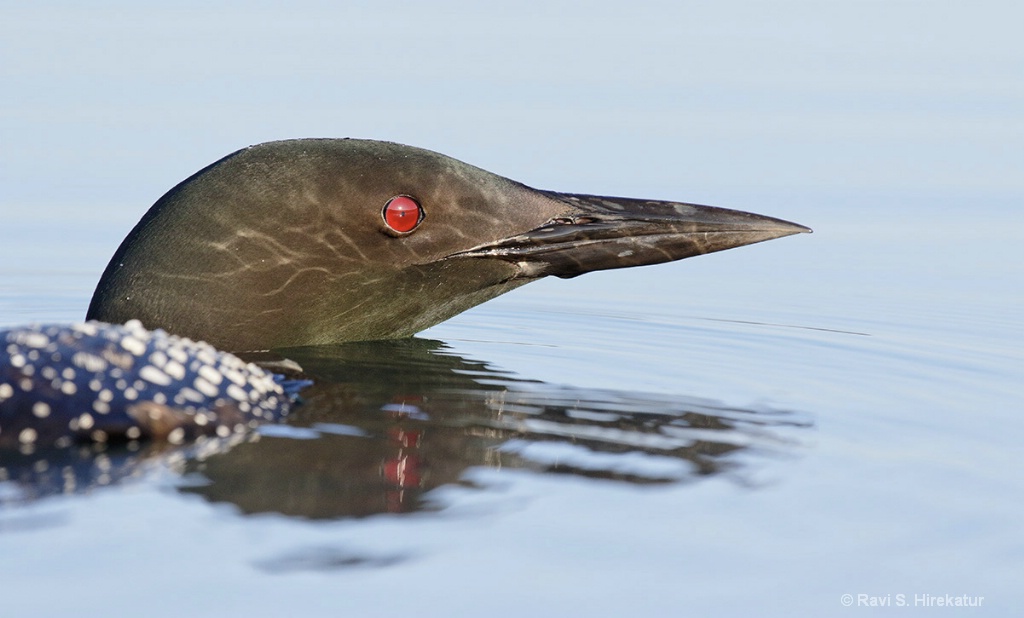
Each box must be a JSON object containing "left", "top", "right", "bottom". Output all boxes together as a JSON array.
[
  {"left": 87, "top": 139, "right": 809, "bottom": 351},
  {"left": 177, "top": 340, "right": 811, "bottom": 519}
]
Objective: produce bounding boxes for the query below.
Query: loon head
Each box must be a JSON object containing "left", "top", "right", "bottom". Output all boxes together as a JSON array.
[{"left": 87, "top": 139, "right": 809, "bottom": 351}]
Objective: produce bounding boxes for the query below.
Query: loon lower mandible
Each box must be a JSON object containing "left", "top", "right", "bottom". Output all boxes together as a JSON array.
[{"left": 86, "top": 138, "right": 810, "bottom": 352}]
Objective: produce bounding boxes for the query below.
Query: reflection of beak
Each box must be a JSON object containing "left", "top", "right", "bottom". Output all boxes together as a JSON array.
[{"left": 450, "top": 192, "right": 812, "bottom": 278}]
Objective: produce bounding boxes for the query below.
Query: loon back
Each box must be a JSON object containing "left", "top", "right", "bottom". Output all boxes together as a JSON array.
[{"left": 0, "top": 321, "right": 298, "bottom": 447}]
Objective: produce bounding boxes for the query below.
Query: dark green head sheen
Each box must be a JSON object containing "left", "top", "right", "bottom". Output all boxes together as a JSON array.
[{"left": 87, "top": 139, "right": 809, "bottom": 351}]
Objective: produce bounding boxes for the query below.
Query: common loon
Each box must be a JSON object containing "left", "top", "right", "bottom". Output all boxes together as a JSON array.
[{"left": 2, "top": 139, "right": 809, "bottom": 445}]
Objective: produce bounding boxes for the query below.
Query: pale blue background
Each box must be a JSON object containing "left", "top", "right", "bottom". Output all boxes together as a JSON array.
[{"left": 1, "top": 2, "right": 1021, "bottom": 616}]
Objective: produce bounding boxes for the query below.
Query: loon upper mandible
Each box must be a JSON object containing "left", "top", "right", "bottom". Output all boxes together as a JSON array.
[{"left": 86, "top": 138, "right": 810, "bottom": 351}]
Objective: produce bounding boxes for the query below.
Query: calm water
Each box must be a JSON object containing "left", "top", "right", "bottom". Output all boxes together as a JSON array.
[{"left": 2, "top": 3, "right": 1022, "bottom": 616}]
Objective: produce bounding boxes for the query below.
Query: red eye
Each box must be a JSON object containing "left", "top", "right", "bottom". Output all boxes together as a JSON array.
[{"left": 383, "top": 196, "right": 423, "bottom": 233}]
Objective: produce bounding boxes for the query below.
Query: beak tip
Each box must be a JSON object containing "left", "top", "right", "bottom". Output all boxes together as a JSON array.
[{"left": 775, "top": 219, "right": 812, "bottom": 235}]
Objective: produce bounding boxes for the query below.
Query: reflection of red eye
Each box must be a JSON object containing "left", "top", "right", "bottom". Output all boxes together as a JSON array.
[{"left": 383, "top": 196, "right": 423, "bottom": 233}]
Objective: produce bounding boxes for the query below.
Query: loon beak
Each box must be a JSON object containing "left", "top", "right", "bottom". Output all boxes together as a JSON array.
[{"left": 449, "top": 192, "right": 812, "bottom": 278}]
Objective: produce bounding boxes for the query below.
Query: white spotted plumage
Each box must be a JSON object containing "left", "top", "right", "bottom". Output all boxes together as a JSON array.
[{"left": 0, "top": 320, "right": 304, "bottom": 447}]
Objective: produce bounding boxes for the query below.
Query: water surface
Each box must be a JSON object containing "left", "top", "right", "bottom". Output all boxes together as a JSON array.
[{"left": 2, "top": 2, "right": 1021, "bottom": 616}]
